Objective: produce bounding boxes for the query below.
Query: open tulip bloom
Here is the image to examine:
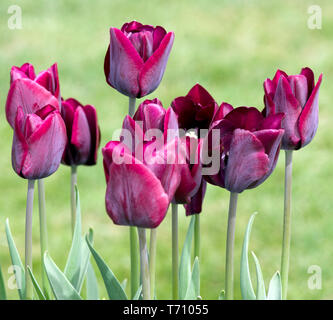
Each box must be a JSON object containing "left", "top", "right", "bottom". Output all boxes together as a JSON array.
[{"left": 264, "top": 67, "right": 323, "bottom": 299}]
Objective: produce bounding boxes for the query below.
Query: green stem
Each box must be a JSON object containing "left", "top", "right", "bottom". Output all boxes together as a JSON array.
[
  {"left": 128, "top": 97, "right": 136, "bottom": 117},
  {"left": 138, "top": 228, "right": 150, "bottom": 300},
  {"left": 194, "top": 214, "right": 200, "bottom": 259},
  {"left": 149, "top": 229, "right": 157, "bottom": 299},
  {"left": 25, "top": 179, "right": 35, "bottom": 300},
  {"left": 37, "top": 179, "right": 51, "bottom": 298},
  {"left": 128, "top": 97, "right": 140, "bottom": 298},
  {"left": 171, "top": 203, "right": 178, "bottom": 300},
  {"left": 130, "top": 227, "right": 140, "bottom": 298},
  {"left": 70, "top": 165, "right": 77, "bottom": 235},
  {"left": 281, "top": 150, "right": 293, "bottom": 300},
  {"left": 225, "top": 192, "right": 238, "bottom": 300}
]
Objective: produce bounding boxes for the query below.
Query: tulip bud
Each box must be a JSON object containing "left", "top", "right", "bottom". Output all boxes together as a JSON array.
[
  {"left": 264, "top": 67, "right": 323, "bottom": 150},
  {"left": 104, "top": 21, "right": 174, "bottom": 98},
  {"left": 61, "top": 98, "right": 100, "bottom": 166}
]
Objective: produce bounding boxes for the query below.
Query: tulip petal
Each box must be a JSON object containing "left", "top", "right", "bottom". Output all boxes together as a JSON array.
[
  {"left": 19, "top": 112, "right": 66, "bottom": 179},
  {"left": 259, "top": 113, "right": 284, "bottom": 130},
  {"left": 298, "top": 73, "right": 323, "bottom": 148},
  {"left": 288, "top": 75, "right": 308, "bottom": 108},
  {"left": 300, "top": 67, "right": 315, "bottom": 96},
  {"left": 71, "top": 106, "right": 91, "bottom": 165},
  {"left": 83, "top": 105, "right": 100, "bottom": 165},
  {"left": 273, "top": 76, "right": 302, "bottom": 149},
  {"left": 185, "top": 179, "right": 207, "bottom": 216},
  {"left": 106, "top": 153, "right": 170, "bottom": 228},
  {"left": 139, "top": 32, "right": 174, "bottom": 97},
  {"left": 225, "top": 129, "right": 269, "bottom": 193},
  {"left": 6, "top": 78, "right": 59, "bottom": 128},
  {"left": 10, "top": 63, "right": 36, "bottom": 83},
  {"left": 224, "top": 107, "right": 263, "bottom": 132},
  {"left": 186, "top": 83, "right": 216, "bottom": 106},
  {"left": 106, "top": 28, "right": 144, "bottom": 97}
]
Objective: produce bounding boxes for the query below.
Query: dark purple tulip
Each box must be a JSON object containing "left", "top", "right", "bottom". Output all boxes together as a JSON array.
[
  {"left": 61, "top": 98, "right": 100, "bottom": 166},
  {"left": 264, "top": 67, "right": 323, "bottom": 150},
  {"left": 204, "top": 106, "right": 285, "bottom": 193},
  {"left": 12, "top": 105, "right": 66, "bottom": 179},
  {"left": 171, "top": 84, "right": 219, "bottom": 133},
  {"left": 102, "top": 109, "right": 181, "bottom": 228},
  {"left": 104, "top": 21, "right": 174, "bottom": 98},
  {"left": 10, "top": 63, "right": 60, "bottom": 101}
]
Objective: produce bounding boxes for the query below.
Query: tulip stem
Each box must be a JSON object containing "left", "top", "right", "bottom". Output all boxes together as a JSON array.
[
  {"left": 25, "top": 179, "right": 35, "bottom": 300},
  {"left": 130, "top": 227, "right": 140, "bottom": 299},
  {"left": 171, "top": 203, "right": 179, "bottom": 300},
  {"left": 37, "top": 179, "right": 51, "bottom": 299},
  {"left": 138, "top": 228, "right": 150, "bottom": 300},
  {"left": 225, "top": 192, "right": 238, "bottom": 300},
  {"left": 70, "top": 165, "right": 77, "bottom": 235},
  {"left": 194, "top": 215, "right": 200, "bottom": 259},
  {"left": 281, "top": 150, "right": 293, "bottom": 300},
  {"left": 128, "top": 97, "right": 136, "bottom": 117},
  {"left": 149, "top": 229, "right": 157, "bottom": 299}
]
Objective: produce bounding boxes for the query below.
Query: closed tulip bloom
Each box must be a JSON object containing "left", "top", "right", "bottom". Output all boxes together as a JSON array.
[
  {"left": 10, "top": 63, "right": 60, "bottom": 101},
  {"left": 61, "top": 98, "right": 100, "bottom": 166},
  {"left": 264, "top": 67, "right": 323, "bottom": 150},
  {"left": 12, "top": 105, "right": 67, "bottom": 179},
  {"left": 104, "top": 21, "right": 174, "bottom": 98},
  {"left": 204, "top": 106, "right": 285, "bottom": 193},
  {"left": 102, "top": 108, "right": 181, "bottom": 228}
]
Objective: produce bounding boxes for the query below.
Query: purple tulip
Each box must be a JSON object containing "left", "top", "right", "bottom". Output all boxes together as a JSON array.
[
  {"left": 204, "top": 106, "right": 285, "bottom": 193},
  {"left": 102, "top": 109, "right": 181, "bottom": 228},
  {"left": 171, "top": 84, "right": 219, "bottom": 133},
  {"left": 264, "top": 67, "right": 323, "bottom": 150},
  {"left": 12, "top": 105, "right": 66, "bottom": 179},
  {"left": 10, "top": 63, "right": 60, "bottom": 101},
  {"left": 104, "top": 21, "right": 174, "bottom": 98},
  {"left": 61, "top": 98, "right": 100, "bottom": 166}
]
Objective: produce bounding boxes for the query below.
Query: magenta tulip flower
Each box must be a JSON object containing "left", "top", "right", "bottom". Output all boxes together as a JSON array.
[
  {"left": 10, "top": 62, "right": 60, "bottom": 102},
  {"left": 171, "top": 84, "right": 220, "bottom": 133},
  {"left": 204, "top": 106, "right": 285, "bottom": 193},
  {"left": 264, "top": 67, "right": 323, "bottom": 150},
  {"left": 104, "top": 21, "right": 175, "bottom": 98},
  {"left": 102, "top": 108, "right": 182, "bottom": 228},
  {"left": 12, "top": 105, "right": 66, "bottom": 179},
  {"left": 61, "top": 98, "right": 100, "bottom": 166}
]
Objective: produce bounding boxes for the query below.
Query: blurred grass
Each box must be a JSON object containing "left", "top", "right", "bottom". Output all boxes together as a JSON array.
[{"left": 0, "top": 0, "right": 332, "bottom": 299}]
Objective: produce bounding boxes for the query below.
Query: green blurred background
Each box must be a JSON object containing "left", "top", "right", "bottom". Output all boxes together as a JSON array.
[{"left": 0, "top": 0, "right": 332, "bottom": 300}]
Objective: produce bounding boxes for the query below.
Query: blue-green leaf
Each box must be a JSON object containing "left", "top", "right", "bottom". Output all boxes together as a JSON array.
[
  {"left": 179, "top": 216, "right": 195, "bottom": 300},
  {"left": 184, "top": 257, "right": 200, "bottom": 300},
  {"left": 240, "top": 213, "right": 257, "bottom": 300},
  {"left": 267, "top": 271, "right": 282, "bottom": 300},
  {"left": 133, "top": 285, "right": 142, "bottom": 300},
  {"left": 121, "top": 279, "right": 128, "bottom": 291},
  {"left": 43, "top": 252, "right": 82, "bottom": 300},
  {"left": 5, "top": 219, "right": 25, "bottom": 300},
  {"left": 251, "top": 251, "right": 266, "bottom": 300},
  {"left": 0, "top": 264, "right": 6, "bottom": 300},
  {"left": 86, "top": 234, "right": 127, "bottom": 300},
  {"left": 64, "top": 187, "right": 90, "bottom": 293},
  {"left": 86, "top": 261, "right": 99, "bottom": 300},
  {"left": 27, "top": 267, "right": 46, "bottom": 300}
]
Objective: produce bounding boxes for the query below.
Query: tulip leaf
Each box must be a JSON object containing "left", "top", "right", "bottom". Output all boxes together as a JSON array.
[
  {"left": 179, "top": 216, "right": 195, "bottom": 300},
  {"left": 64, "top": 187, "right": 91, "bottom": 293},
  {"left": 121, "top": 279, "right": 128, "bottom": 291},
  {"left": 267, "top": 271, "right": 282, "bottom": 300},
  {"left": 5, "top": 218, "right": 25, "bottom": 300},
  {"left": 86, "top": 261, "right": 99, "bottom": 300},
  {"left": 27, "top": 266, "right": 46, "bottom": 300},
  {"left": 0, "top": 264, "right": 6, "bottom": 300},
  {"left": 44, "top": 252, "right": 82, "bottom": 300},
  {"left": 251, "top": 251, "right": 266, "bottom": 300},
  {"left": 85, "top": 234, "right": 127, "bottom": 300},
  {"left": 240, "top": 213, "right": 257, "bottom": 300},
  {"left": 133, "top": 285, "right": 142, "bottom": 300},
  {"left": 184, "top": 257, "right": 200, "bottom": 300}
]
